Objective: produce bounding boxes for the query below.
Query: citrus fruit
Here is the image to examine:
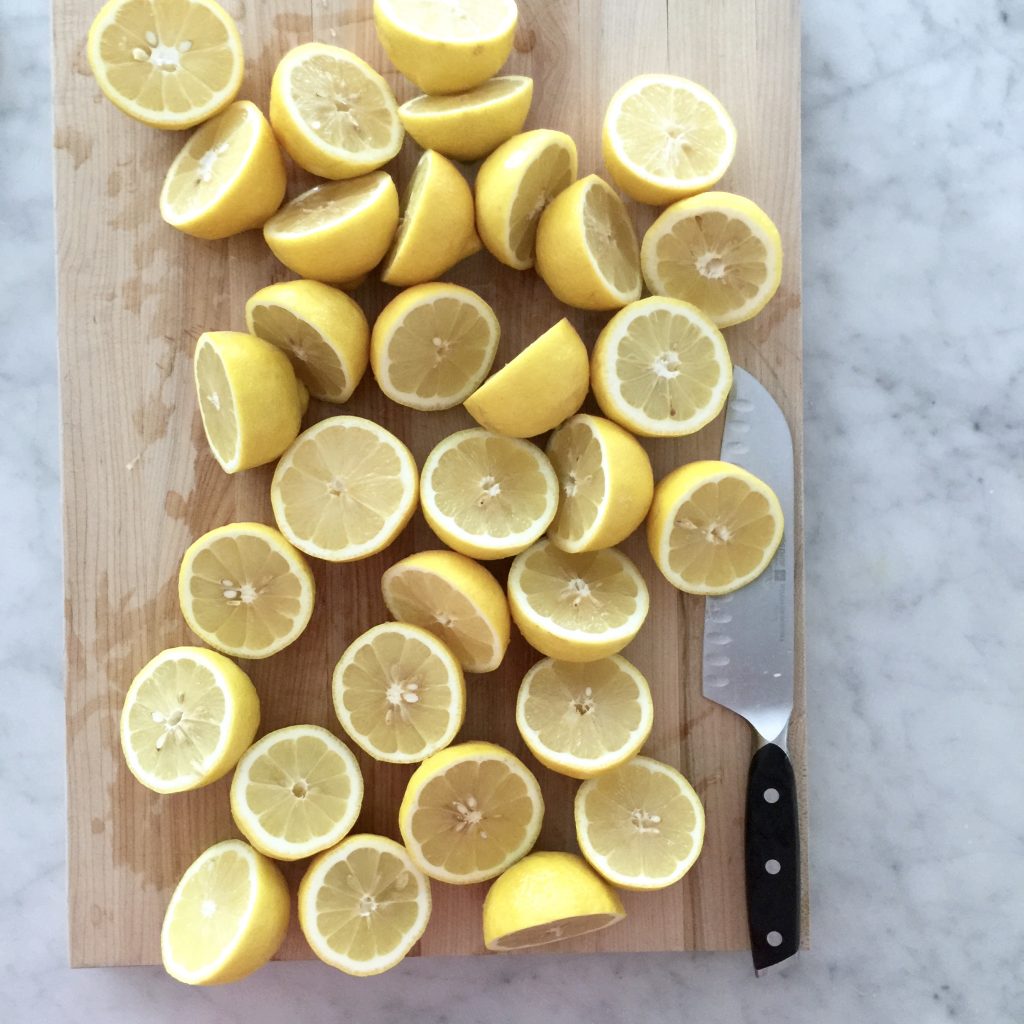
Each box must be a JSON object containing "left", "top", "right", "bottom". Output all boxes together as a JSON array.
[
  {"left": 641, "top": 191, "right": 783, "bottom": 327},
  {"left": 269, "top": 42, "right": 403, "bottom": 179},
  {"left": 507, "top": 539, "right": 650, "bottom": 662},
  {"left": 646, "top": 460, "right": 784, "bottom": 595},
  {"left": 463, "top": 318, "right": 589, "bottom": 438},
  {"left": 602, "top": 74, "right": 737, "bottom": 205},
  {"left": 270, "top": 415, "right": 418, "bottom": 563},
  {"left": 381, "top": 549, "right": 510, "bottom": 674},
  {"left": 178, "top": 522, "right": 315, "bottom": 659},
  {"left": 574, "top": 756, "right": 705, "bottom": 890},
  {"left": 398, "top": 740, "right": 544, "bottom": 884}
]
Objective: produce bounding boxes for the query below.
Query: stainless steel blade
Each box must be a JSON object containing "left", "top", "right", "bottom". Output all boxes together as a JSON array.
[{"left": 702, "top": 368, "right": 795, "bottom": 747}]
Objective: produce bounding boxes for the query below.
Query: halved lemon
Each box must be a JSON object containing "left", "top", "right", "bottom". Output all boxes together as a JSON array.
[
  {"left": 546, "top": 414, "right": 654, "bottom": 553},
  {"left": 271, "top": 416, "right": 418, "bottom": 563},
  {"left": 602, "top": 74, "right": 737, "bottom": 205},
  {"left": 398, "top": 740, "right": 544, "bottom": 884},
  {"left": 516, "top": 656, "right": 653, "bottom": 779},
  {"left": 591, "top": 297, "right": 733, "bottom": 438},
  {"left": 193, "top": 331, "right": 302, "bottom": 474},
  {"left": 575, "top": 756, "right": 705, "bottom": 890},
  {"left": 87, "top": 0, "right": 243, "bottom": 130},
  {"left": 161, "top": 839, "right": 290, "bottom": 985},
  {"left": 483, "top": 851, "right": 625, "bottom": 951},
  {"left": 535, "top": 174, "right": 641, "bottom": 310},
  {"left": 646, "top": 460, "right": 784, "bottom": 595},
  {"left": 120, "top": 646, "right": 260, "bottom": 794},
  {"left": 475, "top": 129, "right": 578, "bottom": 269},
  {"left": 245, "top": 279, "right": 370, "bottom": 405},
  {"left": 641, "top": 191, "right": 784, "bottom": 327},
  {"left": 398, "top": 76, "right": 533, "bottom": 162},
  {"left": 263, "top": 173, "right": 399, "bottom": 284},
  {"left": 178, "top": 522, "right": 315, "bottom": 660},
  {"left": 333, "top": 622, "right": 465, "bottom": 764},
  {"left": 381, "top": 549, "right": 510, "bottom": 674},
  {"left": 507, "top": 539, "right": 650, "bottom": 662},
  {"left": 269, "top": 42, "right": 403, "bottom": 179},
  {"left": 370, "top": 283, "right": 500, "bottom": 411},
  {"left": 229, "top": 724, "right": 363, "bottom": 862},
  {"left": 299, "top": 834, "right": 431, "bottom": 976},
  {"left": 421, "top": 429, "right": 559, "bottom": 560}
]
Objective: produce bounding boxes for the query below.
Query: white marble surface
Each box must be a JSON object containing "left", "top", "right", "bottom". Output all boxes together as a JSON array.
[{"left": 3, "top": 0, "right": 1023, "bottom": 1020}]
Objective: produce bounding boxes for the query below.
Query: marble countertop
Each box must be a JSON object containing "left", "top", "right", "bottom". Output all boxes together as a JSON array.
[{"left": 3, "top": 0, "right": 1022, "bottom": 1020}]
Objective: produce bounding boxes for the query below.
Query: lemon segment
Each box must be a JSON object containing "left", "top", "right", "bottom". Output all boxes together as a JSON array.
[
  {"left": 574, "top": 756, "right": 705, "bottom": 890},
  {"left": 87, "top": 0, "right": 244, "bottom": 130},
  {"left": 463, "top": 319, "right": 589, "bottom": 438},
  {"left": 647, "top": 460, "right": 784, "bottom": 595},
  {"left": 178, "top": 522, "right": 315, "bottom": 660},
  {"left": 398, "top": 740, "right": 544, "bottom": 884},
  {"left": 371, "top": 283, "right": 500, "bottom": 411},
  {"left": 161, "top": 839, "right": 290, "bottom": 985},
  {"left": 381, "top": 550, "right": 511, "bottom": 674},
  {"left": 269, "top": 43, "right": 403, "bottom": 179},
  {"left": 263, "top": 173, "right": 399, "bottom": 284},
  {"left": 507, "top": 539, "right": 650, "bottom": 662},
  {"left": 399, "top": 76, "right": 533, "bottom": 162},
  {"left": 591, "top": 297, "right": 733, "bottom": 438},
  {"left": 299, "top": 834, "right": 432, "bottom": 976},
  {"left": 536, "top": 174, "right": 641, "bottom": 310},
  {"left": 641, "top": 191, "right": 783, "bottom": 327},
  {"left": 120, "top": 646, "right": 259, "bottom": 794},
  {"left": 483, "top": 851, "right": 625, "bottom": 951},
  {"left": 475, "top": 129, "right": 578, "bottom": 269},
  {"left": 602, "top": 74, "right": 737, "bottom": 205}
]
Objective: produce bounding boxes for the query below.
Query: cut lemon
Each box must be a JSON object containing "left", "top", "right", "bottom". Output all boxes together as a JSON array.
[
  {"left": 516, "top": 656, "right": 653, "bottom": 779},
  {"left": 535, "top": 174, "right": 641, "bottom": 310},
  {"left": 160, "top": 101, "right": 285, "bottom": 239},
  {"left": 120, "top": 646, "right": 259, "bottom": 794},
  {"left": 602, "top": 74, "right": 737, "bottom": 205},
  {"left": 381, "top": 549, "right": 510, "bottom": 674},
  {"left": 398, "top": 76, "right": 533, "bottom": 162},
  {"left": 269, "top": 42, "right": 403, "bottom": 179},
  {"left": 87, "top": 0, "right": 243, "bottom": 131},
  {"left": 575, "top": 756, "right": 705, "bottom": 890},
  {"left": 463, "top": 318, "right": 589, "bottom": 438},
  {"left": 333, "top": 622, "right": 465, "bottom": 764},
  {"left": 193, "top": 331, "right": 302, "bottom": 474},
  {"left": 641, "top": 191, "right": 783, "bottom": 327},
  {"left": 373, "top": 0, "right": 518, "bottom": 95},
  {"left": 591, "top": 296, "right": 732, "bottom": 438},
  {"left": 245, "top": 279, "right": 369, "bottom": 405},
  {"left": 370, "top": 283, "right": 500, "bottom": 411},
  {"left": 421, "top": 429, "right": 559, "bottom": 560},
  {"left": 475, "top": 129, "right": 578, "bottom": 269},
  {"left": 646, "top": 460, "right": 784, "bottom": 595},
  {"left": 161, "top": 839, "right": 289, "bottom": 985},
  {"left": 271, "top": 416, "right": 418, "bottom": 563},
  {"left": 483, "top": 851, "right": 625, "bottom": 951},
  {"left": 178, "top": 522, "right": 315, "bottom": 659},
  {"left": 546, "top": 414, "right": 654, "bottom": 554},
  {"left": 507, "top": 539, "right": 650, "bottom": 662},
  {"left": 229, "top": 724, "right": 363, "bottom": 861},
  {"left": 381, "top": 150, "right": 478, "bottom": 287},
  {"left": 263, "top": 173, "right": 399, "bottom": 284},
  {"left": 299, "top": 834, "right": 431, "bottom": 976},
  {"left": 398, "top": 740, "right": 544, "bottom": 884}
]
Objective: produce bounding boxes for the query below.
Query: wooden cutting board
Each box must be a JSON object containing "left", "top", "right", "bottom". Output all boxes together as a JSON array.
[{"left": 55, "top": 0, "right": 805, "bottom": 967}]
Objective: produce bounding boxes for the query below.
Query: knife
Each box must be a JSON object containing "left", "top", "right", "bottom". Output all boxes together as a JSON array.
[{"left": 701, "top": 366, "right": 799, "bottom": 975}]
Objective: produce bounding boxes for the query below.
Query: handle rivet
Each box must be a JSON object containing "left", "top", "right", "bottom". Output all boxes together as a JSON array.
[
  {"left": 763, "top": 788, "right": 779, "bottom": 804},
  {"left": 767, "top": 931, "right": 783, "bottom": 947},
  {"left": 765, "top": 859, "right": 780, "bottom": 875}
]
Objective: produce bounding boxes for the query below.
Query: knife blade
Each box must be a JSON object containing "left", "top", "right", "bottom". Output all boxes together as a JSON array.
[{"left": 701, "top": 366, "right": 799, "bottom": 975}]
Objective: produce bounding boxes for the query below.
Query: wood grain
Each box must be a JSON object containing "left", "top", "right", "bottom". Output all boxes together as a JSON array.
[{"left": 56, "top": 0, "right": 806, "bottom": 966}]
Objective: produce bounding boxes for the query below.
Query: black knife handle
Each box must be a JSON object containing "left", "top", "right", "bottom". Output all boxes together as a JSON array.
[{"left": 745, "top": 742, "right": 800, "bottom": 973}]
